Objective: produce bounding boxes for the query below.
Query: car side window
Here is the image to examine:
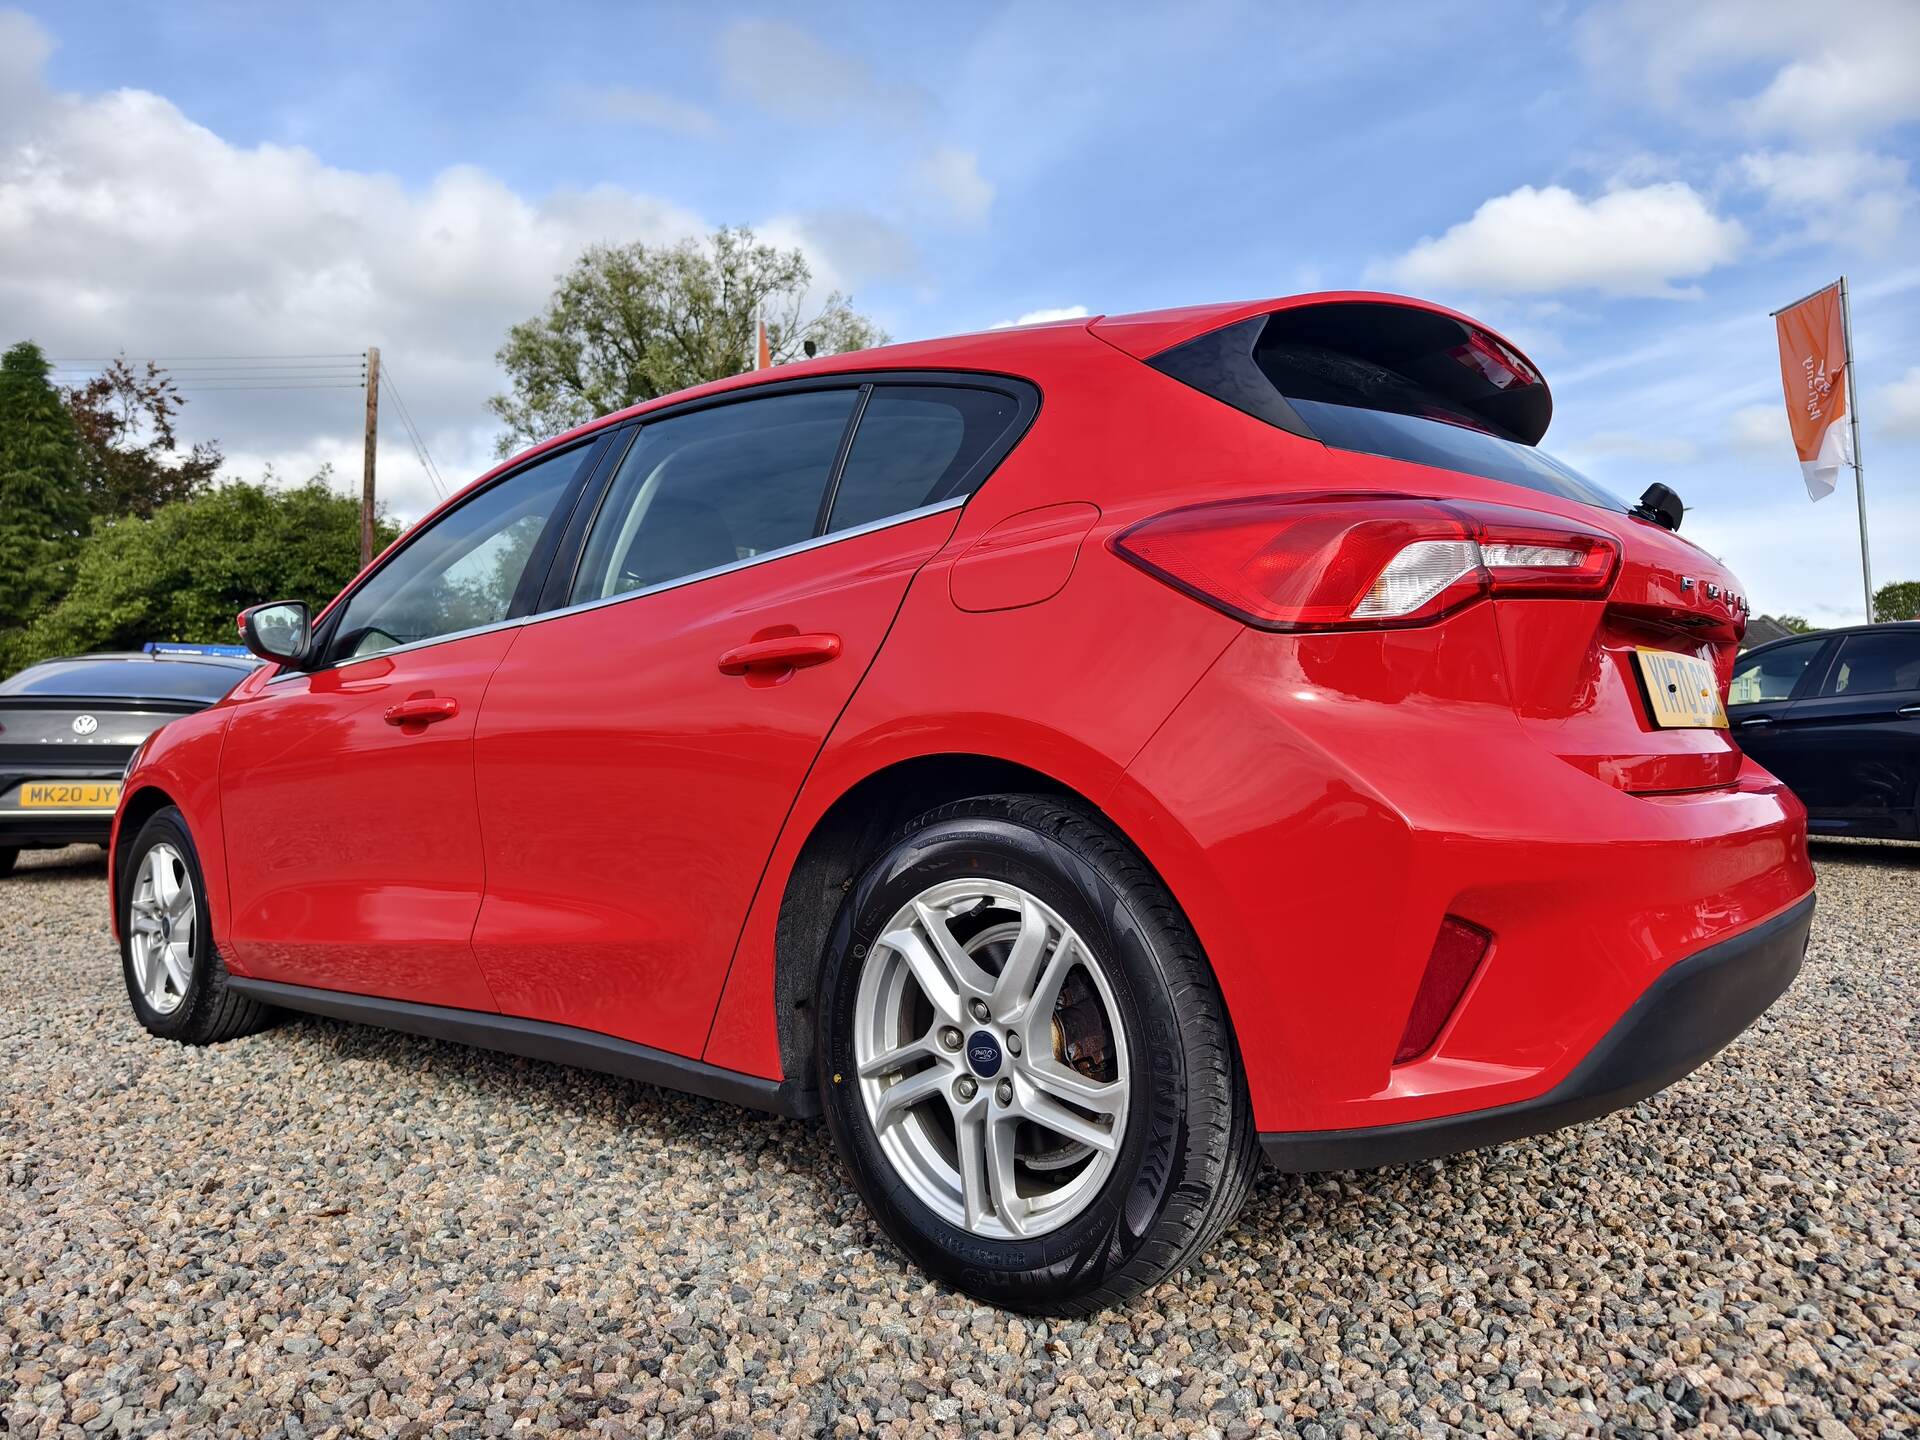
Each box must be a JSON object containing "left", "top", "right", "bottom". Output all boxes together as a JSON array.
[
  {"left": 1818, "top": 631, "right": 1920, "bottom": 697},
  {"left": 826, "top": 386, "right": 1024, "bottom": 534},
  {"left": 327, "top": 444, "right": 590, "bottom": 663},
  {"left": 569, "top": 390, "right": 857, "bottom": 605},
  {"left": 1728, "top": 637, "right": 1827, "bottom": 705}
]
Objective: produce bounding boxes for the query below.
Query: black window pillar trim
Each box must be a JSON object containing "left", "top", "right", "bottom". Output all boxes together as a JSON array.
[
  {"left": 1146, "top": 314, "right": 1316, "bottom": 440},
  {"left": 814, "top": 383, "right": 874, "bottom": 537}
]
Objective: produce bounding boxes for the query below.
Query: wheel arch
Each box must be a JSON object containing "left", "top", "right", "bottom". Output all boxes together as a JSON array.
[
  {"left": 111, "top": 783, "right": 181, "bottom": 928},
  {"left": 766, "top": 750, "right": 1208, "bottom": 1093}
]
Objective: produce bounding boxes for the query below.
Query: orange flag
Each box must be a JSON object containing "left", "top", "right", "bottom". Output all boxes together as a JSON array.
[
  {"left": 756, "top": 318, "right": 770, "bottom": 371},
  {"left": 1774, "top": 282, "right": 1853, "bottom": 500}
]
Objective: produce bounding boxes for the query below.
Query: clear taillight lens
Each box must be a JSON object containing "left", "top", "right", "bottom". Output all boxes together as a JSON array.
[{"left": 1111, "top": 493, "right": 1618, "bottom": 631}]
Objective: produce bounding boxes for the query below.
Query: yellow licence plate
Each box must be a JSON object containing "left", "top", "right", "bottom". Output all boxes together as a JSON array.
[
  {"left": 1634, "top": 649, "right": 1728, "bottom": 729},
  {"left": 17, "top": 781, "right": 123, "bottom": 810}
]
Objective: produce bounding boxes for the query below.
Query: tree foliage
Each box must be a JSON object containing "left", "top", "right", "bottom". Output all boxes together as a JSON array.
[
  {"left": 1, "top": 474, "right": 397, "bottom": 670},
  {"left": 1872, "top": 579, "right": 1920, "bottom": 623},
  {"left": 1769, "top": 614, "right": 1815, "bottom": 634},
  {"left": 487, "top": 226, "right": 887, "bottom": 455},
  {"left": 0, "top": 341, "right": 89, "bottom": 639},
  {"left": 65, "top": 357, "right": 223, "bottom": 519}
]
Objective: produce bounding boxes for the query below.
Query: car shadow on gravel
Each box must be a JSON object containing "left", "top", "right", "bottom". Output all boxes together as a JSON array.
[{"left": 7, "top": 845, "right": 109, "bottom": 882}]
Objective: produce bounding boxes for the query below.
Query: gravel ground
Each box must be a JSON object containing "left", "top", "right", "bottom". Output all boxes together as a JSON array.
[{"left": 2, "top": 842, "right": 1916, "bottom": 1439}]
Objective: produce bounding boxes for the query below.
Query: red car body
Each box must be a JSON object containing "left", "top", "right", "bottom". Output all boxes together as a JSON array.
[{"left": 111, "top": 293, "right": 1815, "bottom": 1164}]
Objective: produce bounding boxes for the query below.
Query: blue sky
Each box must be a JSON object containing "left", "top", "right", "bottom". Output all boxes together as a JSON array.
[{"left": 2, "top": 1, "right": 1916, "bottom": 622}]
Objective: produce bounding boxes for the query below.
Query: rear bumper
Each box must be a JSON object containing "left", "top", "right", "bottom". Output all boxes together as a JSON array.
[{"left": 1261, "top": 894, "right": 1812, "bottom": 1170}]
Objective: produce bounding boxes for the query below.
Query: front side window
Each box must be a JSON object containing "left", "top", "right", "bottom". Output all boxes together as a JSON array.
[
  {"left": 569, "top": 390, "right": 856, "bottom": 605},
  {"left": 1728, "top": 637, "right": 1827, "bottom": 704},
  {"left": 327, "top": 443, "right": 590, "bottom": 662},
  {"left": 826, "top": 386, "right": 1022, "bottom": 533},
  {"left": 1819, "top": 631, "right": 1920, "bottom": 697}
]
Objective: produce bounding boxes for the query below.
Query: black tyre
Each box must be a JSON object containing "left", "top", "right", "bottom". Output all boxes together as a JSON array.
[
  {"left": 120, "top": 806, "right": 275, "bottom": 1044},
  {"left": 816, "top": 794, "right": 1258, "bottom": 1314}
]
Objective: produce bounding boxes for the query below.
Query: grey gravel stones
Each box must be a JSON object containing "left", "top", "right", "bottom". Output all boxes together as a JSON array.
[{"left": 2, "top": 840, "right": 1916, "bottom": 1436}]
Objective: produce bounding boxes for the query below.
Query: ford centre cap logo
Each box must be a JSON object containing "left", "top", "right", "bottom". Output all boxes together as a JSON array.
[
  {"left": 71, "top": 714, "right": 99, "bottom": 736},
  {"left": 966, "top": 1031, "right": 1003, "bottom": 1078}
]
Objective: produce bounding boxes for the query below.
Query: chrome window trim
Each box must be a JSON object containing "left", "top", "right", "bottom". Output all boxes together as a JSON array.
[{"left": 267, "top": 495, "right": 967, "bottom": 684}]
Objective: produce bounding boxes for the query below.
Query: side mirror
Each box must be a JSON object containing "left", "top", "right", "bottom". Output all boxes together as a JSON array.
[{"left": 236, "top": 601, "right": 313, "bottom": 666}]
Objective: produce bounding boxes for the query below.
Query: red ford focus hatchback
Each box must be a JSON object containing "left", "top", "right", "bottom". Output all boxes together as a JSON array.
[{"left": 112, "top": 294, "right": 1815, "bottom": 1312}]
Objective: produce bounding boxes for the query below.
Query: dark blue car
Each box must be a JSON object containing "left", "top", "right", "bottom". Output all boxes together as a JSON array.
[
  {"left": 0, "top": 648, "right": 257, "bottom": 873},
  {"left": 1729, "top": 623, "right": 1920, "bottom": 840}
]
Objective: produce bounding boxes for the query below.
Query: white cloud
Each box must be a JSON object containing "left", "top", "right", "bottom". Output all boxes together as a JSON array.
[
  {"left": 1581, "top": 0, "right": 1920, "bottom": 138},
  {"left": 1876, "top": 366, "right": 1920, "bottom": 438},
  {"left": 1738, "top": 148, "right": 1912, "bottom": 249},
  {"left": 719, "top": 19, "right": 925, "bottom": 126},
  {"left": 1729, "top": 403, "right": 1791, "bottom": 454},
  {"left": 0, "top": 14, "right": 901, "bottom": 523},
  {"left": 990, "top": 305, "right": 1090, "bottom": 329},
  {"left": 1385, "top": 182, "right": 1745, "bottom": 299},
  {"left": 914, "top": 146, "right": 993, "bottom": 227},
  {"left": 589, "top": 87, "right": 718, "bottom": 138}
]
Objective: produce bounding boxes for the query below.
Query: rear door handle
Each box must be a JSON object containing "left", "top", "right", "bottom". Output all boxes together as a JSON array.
[
  {"left": 1899, "top": 704, "right": 1920, "bottom": 717},
  {"left": 718, "top": 632, "right": 842, "bottom": 676},
  {"left": 383, "top": 697, "right": 459, "bottom": 726}
]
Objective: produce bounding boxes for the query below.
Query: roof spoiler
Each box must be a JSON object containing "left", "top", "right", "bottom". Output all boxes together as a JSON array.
[{"left": 1098, "top": 294, "right": 1554, "bottom": 446}]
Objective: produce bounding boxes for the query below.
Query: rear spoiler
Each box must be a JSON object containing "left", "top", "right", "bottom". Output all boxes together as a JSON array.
[{"left": 1098, "top": 295, "right": 1553, "bottom": 446}]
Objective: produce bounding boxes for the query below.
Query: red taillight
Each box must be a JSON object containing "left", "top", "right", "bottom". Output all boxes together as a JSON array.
[
  {"left": 1111, "top": 493, "right": 1618, "bottom": 631},
  {"left": 1395, "top": 916, "right": 1492, "bottom": 1064}
]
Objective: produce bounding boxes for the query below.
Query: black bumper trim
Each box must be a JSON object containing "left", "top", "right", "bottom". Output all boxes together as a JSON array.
[
  {"left": 226, "top": 978, "right": 821, "bottom": 1120},
  {"left": 1260, "top": 894, "right": 1814, "bottom": 1173}
]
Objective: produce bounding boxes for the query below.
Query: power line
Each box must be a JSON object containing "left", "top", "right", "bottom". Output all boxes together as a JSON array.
[
  {"left": 379, "top": 360, "right": 448, "bottom": 500},
  {"left": 47, "top": 353, "right": 365, "bottom": 363}
]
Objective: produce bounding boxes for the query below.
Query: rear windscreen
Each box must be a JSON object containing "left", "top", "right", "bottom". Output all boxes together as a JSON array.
[
  {"left": 0, "top": 658, "right": 251, "bottom": 700},
  {"left": 1153, "top": 305, "right": 1631, "bottom": 514}
]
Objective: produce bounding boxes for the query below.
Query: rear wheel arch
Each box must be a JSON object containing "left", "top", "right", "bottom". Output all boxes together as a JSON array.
[{"left": 769, "top": 752, "right": 1215, "bottom": 1091}]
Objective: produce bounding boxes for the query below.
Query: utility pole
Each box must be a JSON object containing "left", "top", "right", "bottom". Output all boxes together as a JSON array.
[{"left": 361, "top": 345, "right": 381, "bottom": 568}]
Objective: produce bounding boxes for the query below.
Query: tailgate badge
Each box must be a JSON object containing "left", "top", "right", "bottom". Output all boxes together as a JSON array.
[{"left": 71, "top": 715, "right": 99, "bottom": 736}]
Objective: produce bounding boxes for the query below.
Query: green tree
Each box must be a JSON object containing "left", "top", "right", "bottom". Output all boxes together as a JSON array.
[
  {"left": 1769, "top": 614, "right": 1815, "bottom": 634},
  {"left": 65, "top": 357, "right": 223, "bottom": 519},
  {"left": 0, "top": 341, "right": 89, "bottom": 641},
  {"left": 487, "top": 226, "right": 887, "bottom": 455},
  {"left": 1872, "top": 579, "right": 1920, "bottom": 623},
  {"left": 1, "top": 472, "right": 397, "bottom": 670}
]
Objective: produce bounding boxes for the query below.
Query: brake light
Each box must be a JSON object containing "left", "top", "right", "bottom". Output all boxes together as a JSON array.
[
  {"left": 1111, "top": 493, "right": 1618, "bottom": 631},
  {"left": 1396, "top": 916, "right": 1492, "bottom": 1064}
]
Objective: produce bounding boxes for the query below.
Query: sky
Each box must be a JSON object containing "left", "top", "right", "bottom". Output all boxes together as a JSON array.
[{"left": 1, "top": 0, "right": 1916, "bottom": 625}]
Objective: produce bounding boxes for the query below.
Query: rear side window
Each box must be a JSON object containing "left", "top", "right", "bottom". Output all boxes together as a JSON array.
[
  {"left": 1151, "top": 305, "right": 1631, "bottom": 514},
  {"left": 826, "top": 386, "right": 1023, "bottom": 533},
  {"left": 1818, "top": 631, "right": 1920, "bottom": 697},
  {"left": 1729, "top": 637, "right": 1827, "bottom": 704},
  {"left": 570, "top": 390, "right": 857, "bottom": 604}
]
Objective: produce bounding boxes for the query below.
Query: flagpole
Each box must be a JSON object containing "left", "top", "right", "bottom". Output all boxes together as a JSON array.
[{"left": 1838, "top": 275, "right": 1874, "bottom": 621}]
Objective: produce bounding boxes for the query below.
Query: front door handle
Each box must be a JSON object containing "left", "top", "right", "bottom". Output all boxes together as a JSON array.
[
  {"left": 1899, "top": 704, "right": 1920, "bottom": 717},
  {"left": 383, "top": 696, "right": 460, "bottom": 726},
  {"left": 718, "top": 632, "right": 842, "bottom": 676},
  {"left": 1737, "top": 715, "right": 1774, "bottom": 728}
]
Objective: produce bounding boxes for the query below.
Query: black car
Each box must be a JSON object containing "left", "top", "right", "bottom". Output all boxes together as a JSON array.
[
  {"left": 0, "top": 648, "right": 257, "bottom": 873},
  {"left": 1729, "top": 622, "right": 1920, "bottom": 839}
]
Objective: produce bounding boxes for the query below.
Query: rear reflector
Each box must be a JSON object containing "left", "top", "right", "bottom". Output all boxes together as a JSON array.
[
  {"left": 1111, "top": 493, "right": 1618, "bottom": 631},
  {"left": 1395, "top": 916, "right": 1492, "bottom": 1064}
]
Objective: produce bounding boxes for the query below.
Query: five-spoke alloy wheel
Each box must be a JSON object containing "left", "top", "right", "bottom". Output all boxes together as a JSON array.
[
  {"left": 119, "top": 805, "right": 275, "bottom": 1044},
  {"left": 818, "top": 794, "right": 1259, "bottom": 1314},
  {"left": 854, "top": 877, "right": 1130, "bottom": 1240}
]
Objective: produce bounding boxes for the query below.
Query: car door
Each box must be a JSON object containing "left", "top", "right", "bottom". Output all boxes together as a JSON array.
[
  {"left": 469, "top": 380, "right": 1031, "bottom": 1054},
  {"left": 1753, "top": 629, "right": 1920, "bottom": 836},
  {"left": 220, "top": 439, "right": 604, "bottom": 1006},
  {"left": 1727, "top": 634, "right": 1834, "bottom": 800}
]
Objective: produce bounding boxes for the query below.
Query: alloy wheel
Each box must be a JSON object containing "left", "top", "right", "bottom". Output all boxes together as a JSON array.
[
  {"left": 852, "top": 878, "right": 1131, "bottom": 1240},
  {"left": 128, "top": 842, "right": 195, "bottom": 1016}
]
